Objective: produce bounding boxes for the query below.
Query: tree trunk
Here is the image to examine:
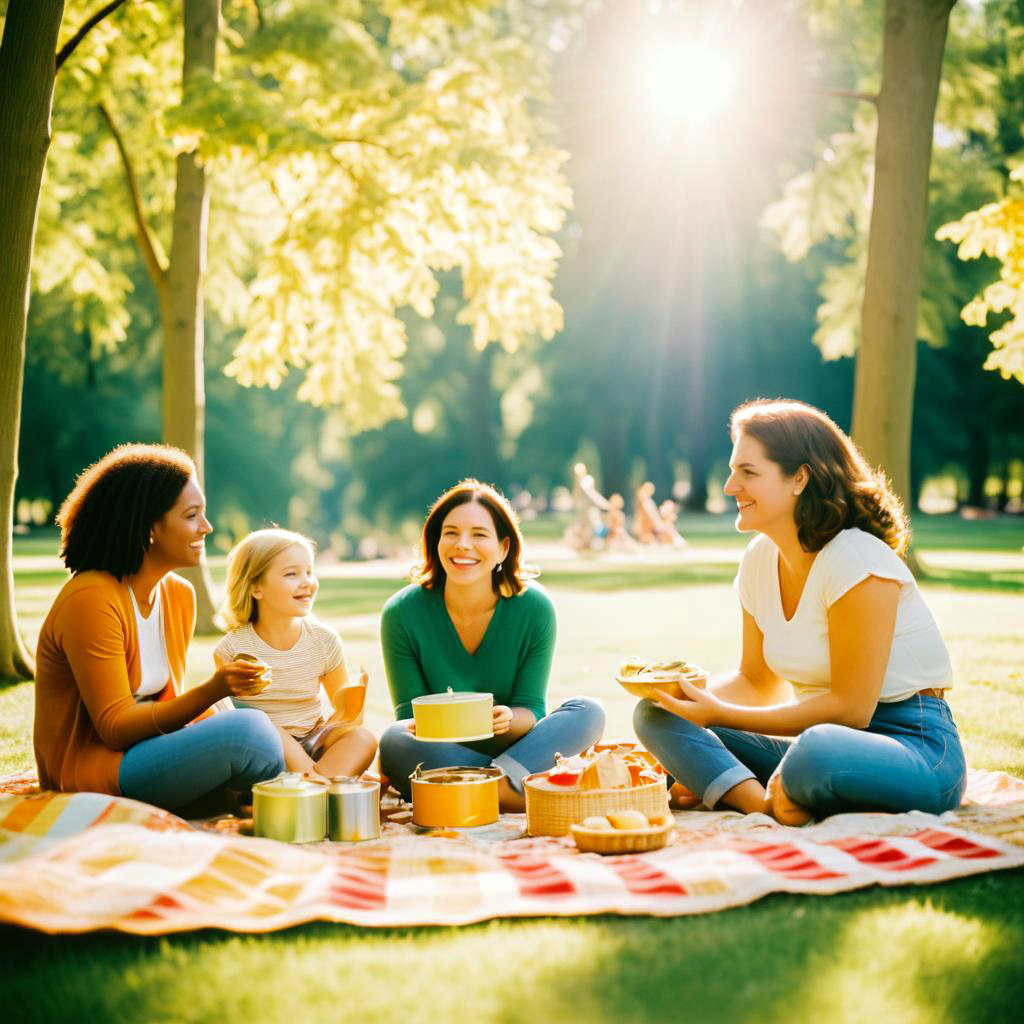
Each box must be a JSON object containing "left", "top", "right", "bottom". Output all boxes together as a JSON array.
[
  {"left": 161, "top": 0, "right": 219, "bottom": 633},
  {"left": 0, "top": 2, "right": 65, "bottom": 681},
  {"left": 964, "top": 423, "right": 990, "bottom": 508},
  {"left": 466, "top": 342, "right": 504, "bottom": 489},
  {"left": 595, "top": 409, "right": 627, "bottom": 500},
  {"left": 851, "top": 0, "right": 954, "bottom": 526}
]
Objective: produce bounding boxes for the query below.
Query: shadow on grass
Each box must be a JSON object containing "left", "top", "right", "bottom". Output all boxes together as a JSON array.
[{"left": 3, "top": 870, "right": 1022, "bottom": 1024}]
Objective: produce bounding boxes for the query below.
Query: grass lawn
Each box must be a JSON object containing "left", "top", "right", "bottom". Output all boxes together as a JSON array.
[{"left": 2, "top": 514, "right": 1023, "bottom": 1023}]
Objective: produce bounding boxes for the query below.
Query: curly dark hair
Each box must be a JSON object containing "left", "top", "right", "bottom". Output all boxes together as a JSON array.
[
  {"left": 411, "top": 480, "right": 537, "bottom": 597},
  {"left": 730, "top": 399, "right": 910, "bottom": 555},
  {"left": 57, "top": 444, "right": 196, "bottom": 579}
]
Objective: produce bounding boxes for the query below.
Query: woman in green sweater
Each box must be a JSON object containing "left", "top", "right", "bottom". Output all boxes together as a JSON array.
[{"left": 379, "top": 480, "right": 605, "bottom": 811}]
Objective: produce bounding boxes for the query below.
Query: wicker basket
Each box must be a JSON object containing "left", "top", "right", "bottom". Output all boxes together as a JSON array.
[
  {"left": 524, "top": 776, "right": 669, "bottom": 837},
  {"left": 570, "top": 813, "right": 674, "bottom": 855}
]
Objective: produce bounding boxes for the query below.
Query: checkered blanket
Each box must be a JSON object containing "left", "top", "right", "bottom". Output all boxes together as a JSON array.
[{"left": 1, "top": 770, "right": 1022, "bottom": 934}]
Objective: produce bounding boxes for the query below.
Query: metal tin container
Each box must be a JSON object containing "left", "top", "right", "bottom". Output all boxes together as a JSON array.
[
  {"left": 252, "top": 772, "right": 326, "bottom": 843},
  {"left": 327, "top": 777, "right": 380, "bottom": 842},
  {"left": 412, "top": 687, "right": 493, "bottom": 742},
  {"left": 410, "top": 765, "right": 502, "bottom": 828}
]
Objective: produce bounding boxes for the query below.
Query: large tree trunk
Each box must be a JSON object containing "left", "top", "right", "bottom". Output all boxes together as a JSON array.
[
  {"left": 851, "top": 0, "right": 954, "bottom": 527},
  {"left": 160, "top": 0, "right": 219, "bottom": 632},
  {"left": 0, "top": 2, "right": 65, "bottom": 681}
]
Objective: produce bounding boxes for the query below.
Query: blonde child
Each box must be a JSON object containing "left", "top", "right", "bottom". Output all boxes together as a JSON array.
[{"left": 216, "top": 529, "right": 377, "bottom": 778}]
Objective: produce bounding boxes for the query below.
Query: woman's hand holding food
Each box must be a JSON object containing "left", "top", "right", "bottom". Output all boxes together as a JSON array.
[
  {"left": 650, "top": 677, "right": 723, "bottom": 728},
  {"left": 492, "top": 704, "right": 514, "bottom": 736}
]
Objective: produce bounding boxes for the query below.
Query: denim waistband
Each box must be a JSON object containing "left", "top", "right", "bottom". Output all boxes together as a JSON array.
[{"left": 870, "top": 694, "right": 955, "bottom": 729}]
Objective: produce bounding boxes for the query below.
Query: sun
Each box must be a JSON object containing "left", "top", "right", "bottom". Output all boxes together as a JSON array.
[{"left": 638, "top": 42, "right": 737, "bottom": 136}]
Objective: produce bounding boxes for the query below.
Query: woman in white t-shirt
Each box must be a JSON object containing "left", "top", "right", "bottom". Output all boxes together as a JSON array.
[{"left": 634, "top": 399, "right": 966, "bottom": 823}]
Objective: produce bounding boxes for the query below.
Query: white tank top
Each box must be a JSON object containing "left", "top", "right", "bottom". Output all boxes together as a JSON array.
[{"left": 129, "top": 585, "right": 170, "bottom": 700}]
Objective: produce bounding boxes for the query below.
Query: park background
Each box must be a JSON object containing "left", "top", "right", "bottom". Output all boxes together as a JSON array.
[{"left": 1, "top": 1, "right": 1024, "bottom": 1022}]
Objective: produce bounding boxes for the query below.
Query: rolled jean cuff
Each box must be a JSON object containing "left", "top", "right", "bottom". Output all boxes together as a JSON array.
[
  {"left": 493, "top": 752, "right": 529, "bottom": 794},
  {"left": 704, "top": 765, "right": 756, "bottom": 810}
]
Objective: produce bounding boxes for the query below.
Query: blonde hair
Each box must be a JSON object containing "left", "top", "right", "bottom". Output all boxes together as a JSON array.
[{"left": 219, "top": 528, "right": 316, "bottom": 630}]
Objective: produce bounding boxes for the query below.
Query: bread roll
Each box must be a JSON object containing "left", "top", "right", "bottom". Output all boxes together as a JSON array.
[{"left": 607, "top": 809, "right": 649, "bottom": 830}]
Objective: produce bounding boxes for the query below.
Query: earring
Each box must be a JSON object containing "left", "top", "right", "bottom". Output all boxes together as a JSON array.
[{"left": 495, "top": 562, "right": 503, "bottom": 573}]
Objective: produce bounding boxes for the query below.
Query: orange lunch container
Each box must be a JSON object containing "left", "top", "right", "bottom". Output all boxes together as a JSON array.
[{"left": 410, "top": 765, "right": 502, "bottom": 828}]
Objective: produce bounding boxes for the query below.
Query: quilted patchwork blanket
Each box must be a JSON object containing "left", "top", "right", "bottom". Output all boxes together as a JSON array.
[{"left": 1, "top": 770, "right": 1022, "bottom": 934}]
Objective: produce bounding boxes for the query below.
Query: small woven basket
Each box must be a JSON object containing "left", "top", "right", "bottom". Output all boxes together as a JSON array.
[
  {"left": 524, "top": 776, "right": 669, "bottom": 837},
  {"left": 570, "top": 813, "right": 674, "bottom": 855}
]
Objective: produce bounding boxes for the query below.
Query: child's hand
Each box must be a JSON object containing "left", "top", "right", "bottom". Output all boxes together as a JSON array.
[{"left": 492, "top": 705, "right": 513, "bottom": 735}]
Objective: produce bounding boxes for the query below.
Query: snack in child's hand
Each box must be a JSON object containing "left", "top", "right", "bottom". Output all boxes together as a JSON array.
[
  {"left": 607, "top": 810, "right": 650, "bottom": 830},
  {"left": 580, "top": 816, "right": 613, "bottom": 830}
]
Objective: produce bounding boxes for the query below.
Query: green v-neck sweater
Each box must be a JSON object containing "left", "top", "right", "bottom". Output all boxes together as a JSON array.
[{"left": 380, "top": 582, "right": 555, "bottom": 723}]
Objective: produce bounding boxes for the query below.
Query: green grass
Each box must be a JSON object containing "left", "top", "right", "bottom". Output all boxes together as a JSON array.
[{"left": 2, "top": 516, "right": 1024, "bottom": 1022}]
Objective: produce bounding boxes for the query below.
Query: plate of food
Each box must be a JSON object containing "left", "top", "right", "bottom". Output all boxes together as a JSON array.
[
  {"left": 570, "top": 810, "right": 674, "bottom": 854},
  {"left": 615, "top": 658, "right": 709, "bottom": 698}
]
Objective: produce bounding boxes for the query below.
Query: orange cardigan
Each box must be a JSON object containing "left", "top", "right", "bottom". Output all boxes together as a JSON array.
[{"left": 34, "top": 571, "right": 196, "bottom": 794}]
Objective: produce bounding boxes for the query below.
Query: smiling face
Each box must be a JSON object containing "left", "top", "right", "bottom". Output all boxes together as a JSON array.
[
  {"left": 251, "top": 542, "right": 318, "bottom": 621},
  {"left": 437, "top": 501, "right": 510, "bottom": 590},
  {"left": 723, "top": 431, "right": 807, "bottom": 537},
  {"left": 149, "top": 476, "right": 212, "bottom": 569}
]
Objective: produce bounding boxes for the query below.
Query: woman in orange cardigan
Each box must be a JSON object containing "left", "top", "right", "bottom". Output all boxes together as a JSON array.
[{"left": 34, "top": 444, "right": 285, "bottom": 810}]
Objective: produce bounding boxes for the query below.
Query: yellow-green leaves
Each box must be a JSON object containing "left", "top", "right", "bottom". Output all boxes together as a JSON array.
[
  {"left": 937, "top": 167, "right": 1024, "bottom": 384},
  {"left": 35, "top": 0, "right": 576, "bottom": 429}
]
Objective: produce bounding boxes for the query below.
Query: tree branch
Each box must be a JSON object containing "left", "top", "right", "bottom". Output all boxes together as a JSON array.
[
  {"left": 98, "top": 102, "right": 168, "bottom": 286},
  {"left": 817, "top": 87, "right": 878, "bottom": 106},
  {"left": 56, "top": 0, "right": 131, "bottom": 71}
]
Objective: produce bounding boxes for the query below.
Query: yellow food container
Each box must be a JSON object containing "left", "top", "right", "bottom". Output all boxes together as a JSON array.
[
  {"left": 252, "top": 772, "right": 326, "bottom": 843},
  {"left": 410, "top": 765, "right": 502, "bottom": 828},
  {"left": 412, "top": 687, "right": 493, "bottom": 742}
]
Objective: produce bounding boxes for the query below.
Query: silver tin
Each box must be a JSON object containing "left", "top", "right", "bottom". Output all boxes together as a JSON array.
[
  {"left": 252, "top": 772, "right": 326, "bottom": 843},
  {"left": 327, "top": 777, "right": 380, "bottom": 842}
]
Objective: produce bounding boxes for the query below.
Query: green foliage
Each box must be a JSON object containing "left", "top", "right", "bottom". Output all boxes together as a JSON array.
[
  {"left": 762, "top": 0, "right": 1010, "bottom": 361},
  {"left": 936, "top": 166, "right": 1024, "bottom": 384},
  {"left": 35, "top": 0, "right": 577, "bottom": 431}
]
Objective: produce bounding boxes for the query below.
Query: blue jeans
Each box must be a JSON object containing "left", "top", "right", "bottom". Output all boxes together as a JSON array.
[
  {"left": 119, "top": 709, "right": 285, "bottom": 812},
  {"left": 633, "top": 695, "right": 966, "bottom": 818},
  {"left": 379, "top": 696, "right": 605, "bottom": 799}
]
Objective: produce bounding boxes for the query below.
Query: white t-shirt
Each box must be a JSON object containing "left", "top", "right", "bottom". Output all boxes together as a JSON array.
[
  {"left": 214, "top": 618, "right": 344, "bottom": 734},
  {"left": 129, "top": 585, "right": 170, "bottom": 700},
  {"left": 734, "top": 528, "right": 952, "bottom": 703}
]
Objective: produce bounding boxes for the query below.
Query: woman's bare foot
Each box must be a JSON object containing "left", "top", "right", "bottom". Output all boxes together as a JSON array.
[
  {"left": 668, "top": 782, "right": 701, "bottom": 810},
  {"left": 767, "top": 772, "right": 813, "bottom": 826}
]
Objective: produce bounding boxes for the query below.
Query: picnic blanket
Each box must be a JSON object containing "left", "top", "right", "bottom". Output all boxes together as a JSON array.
[{"left": 1, "top": 769, "right": 1022, "bottom": 934}]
